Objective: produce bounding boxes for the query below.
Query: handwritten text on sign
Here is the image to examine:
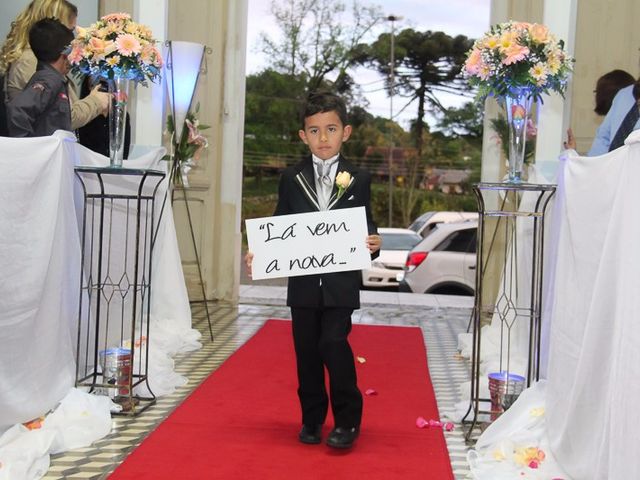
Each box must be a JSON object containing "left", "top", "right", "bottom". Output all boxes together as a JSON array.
[{"left": 246, "top": 207, "right": 371, "bottom": 280}]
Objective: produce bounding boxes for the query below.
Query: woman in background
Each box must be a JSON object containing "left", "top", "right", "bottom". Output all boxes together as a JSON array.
[
  {"left": 564, "top": 69, "right": 636, "bottom": 151},
  {"left": 0, "top": 0, "right": 108, "bottom": 131}
]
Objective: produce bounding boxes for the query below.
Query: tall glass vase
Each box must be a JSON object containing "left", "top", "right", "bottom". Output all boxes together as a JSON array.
[
  {"left": 108, "top": 75, "right": 130, "bottom": 168},
  {"left": 503, "top": 88, "right": 534, "bottom": 183}
]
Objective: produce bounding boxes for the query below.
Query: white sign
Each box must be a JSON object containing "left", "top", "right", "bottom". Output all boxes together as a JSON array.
[{"left": 246, "top": 207, "right": 372, "bottom": 280}]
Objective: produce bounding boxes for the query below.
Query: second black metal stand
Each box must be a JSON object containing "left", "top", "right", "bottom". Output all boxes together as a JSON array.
[{"left": 462, "top": 182, "right": 555, "bottom": 442}]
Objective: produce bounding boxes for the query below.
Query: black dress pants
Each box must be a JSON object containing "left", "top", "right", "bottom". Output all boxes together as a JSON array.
[{"left": 290, "top": 306, "right": 362, "bottom": 428}]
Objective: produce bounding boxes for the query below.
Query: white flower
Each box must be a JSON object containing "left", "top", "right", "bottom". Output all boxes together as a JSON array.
[
  {"left": 335, "top": 171, "right": 352, "bottom": 189},
  {"left": 335, "top": 171, "right": 352, "bottom": 199}
]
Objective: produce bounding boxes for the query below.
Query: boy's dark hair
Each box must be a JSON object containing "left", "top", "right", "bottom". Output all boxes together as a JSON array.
[
  {"left": 301, "top": 91, "right": 348, "bottom": 128},
  {"left": 29, "top": 18, "right": 74, "bottom": 64}
]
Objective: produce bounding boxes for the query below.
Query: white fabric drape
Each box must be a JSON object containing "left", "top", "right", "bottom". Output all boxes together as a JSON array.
[
  {"left": 0, "top": 132, "right": 201, "bottom": 478},
  {"left": 0, "top": 133, "right": 80, "bottom": 431},
  {"left": 469, "top": 130, "right": 640, "bottom": 479},
  {"left": 545, "top": 131, "right": 640, "bottom": 479}
]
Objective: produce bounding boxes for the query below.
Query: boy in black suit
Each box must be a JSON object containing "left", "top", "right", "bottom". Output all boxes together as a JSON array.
[{"left": 248, "top": 91, "right": 381, "bottom": 449}]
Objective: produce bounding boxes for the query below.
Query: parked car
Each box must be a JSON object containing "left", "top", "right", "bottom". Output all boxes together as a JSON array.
[
  {"left": 398, "top": 220, "right": 477, "bottom": 295},
  {"left": 362, "top": 227, "right": 422, "bottom": 289},
  {"left": 408, "top": 211, "right": 478, "bottom": 238}
]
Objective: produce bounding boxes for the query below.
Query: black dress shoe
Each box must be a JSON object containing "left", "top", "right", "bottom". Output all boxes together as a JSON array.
[
  {"left": 298, "top": 424, "right": 322, "bottom": 444},
  {"left": 326, "top": 426, "right": 360, "bottom": 449}
]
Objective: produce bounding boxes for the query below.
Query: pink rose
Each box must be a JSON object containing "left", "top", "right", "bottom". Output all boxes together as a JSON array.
[
  {"left": 511, "top": 105, "right": 526, "bottom": 120},
  {"left": 102, "top": 12, "right": 131, "bottom": 22},
  {"left": 67, "top": 46, "right": 84, "bottom": 64},
  {"left": 465, "top": 48, "right": 484, "bottom": 75},
  {"left": 529, "top": 23, "right": 549, "bottom": 43}
]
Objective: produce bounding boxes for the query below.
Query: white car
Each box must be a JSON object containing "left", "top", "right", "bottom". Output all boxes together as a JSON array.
[
  {"left": 408, "top": 211, "right": 478, "bottom": 238},
  {"left": 398, "top": 220, "right": 477, "bottom": 295},
  {"left": 361, "top": 228, "right": 422, "bottom": 289}
]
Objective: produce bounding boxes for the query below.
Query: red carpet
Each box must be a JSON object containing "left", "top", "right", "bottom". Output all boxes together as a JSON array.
[{"left": 111, "top": 320, "right": 453, "bottom": 479}]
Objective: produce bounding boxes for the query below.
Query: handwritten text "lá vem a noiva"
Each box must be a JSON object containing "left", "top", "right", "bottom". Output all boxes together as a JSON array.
[
  {"left": 258, "top": 221, "right": 358, "bottom": 274},
  {"left": 259, "top": 220, "right": 351, "bottom": 242}
]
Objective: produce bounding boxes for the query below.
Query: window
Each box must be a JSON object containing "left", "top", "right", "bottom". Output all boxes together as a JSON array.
[
  {"left": 408, "top": 212, "right": 435, "bottom": 232},
  {"left": 421, "top": 221, "right": 442, "bottom": 238},
  {"left": 380, "top": 232, "right": 422, "bottom": 251},
  {"left": 434, "top": 228, "right": 476, "bottom": 253}
]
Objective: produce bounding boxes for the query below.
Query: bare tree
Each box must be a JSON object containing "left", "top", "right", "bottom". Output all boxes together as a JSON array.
[{"left": 260, "top": 0, "right": 383, "bottom": 92}]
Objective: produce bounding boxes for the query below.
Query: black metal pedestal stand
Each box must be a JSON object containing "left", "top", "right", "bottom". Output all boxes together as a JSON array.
[
  {"left": 74, "top": 166, "right": 165, "bottom": 415},
  {"left": 462, "top": 182, "right": 555, "bottom": 442}
]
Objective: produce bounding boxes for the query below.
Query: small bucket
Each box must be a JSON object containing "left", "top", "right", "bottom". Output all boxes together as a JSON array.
[
  {"left": 99, "top": 347, "right": 132, "bottom": 397},
  {"left": 488, "top": 371, "right": 525, "bottom": 421}
]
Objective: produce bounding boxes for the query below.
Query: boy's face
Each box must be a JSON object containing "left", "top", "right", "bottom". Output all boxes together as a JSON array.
[{"left": 299, "top": 110, "right": 352, "bottom": 160}]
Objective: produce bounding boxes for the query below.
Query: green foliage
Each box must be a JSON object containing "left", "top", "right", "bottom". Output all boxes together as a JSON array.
[
  {"left": 243, "top": 69, "right": 413, "bottom": 172},
  {"left": 164, "top": 103, "right": 210, "bottom": 185},
  {"left": 370, "top": 183, "right": 477, "bottom": 228},
  {"left": 417, "top": 191, "right": 477, "bottom": 214},
  {"left": 489, "top": 114, "right": 536, "bottom": 163},
  {"left": 166, "top": 103, "right": 210, "bottom": 160},
  {"left": 244, "top": 71, "right": 309, "bottom": 173},
  {"left": 436, "top": 102, "right": 484, "bottom": 138}
]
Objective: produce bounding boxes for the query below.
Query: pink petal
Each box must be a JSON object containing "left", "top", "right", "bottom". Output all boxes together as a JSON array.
[
  {"left": 444, "top": 422, "right": 454, "bottom": 431},
  {"left": 365, "top": 388, "right": 377, "bottom": 396},
  {"left": 428, "top": 419, "right": 442, "bottom": 428},
  {"left": 415, "top": 416, "right": 428, "bottom": 428}
]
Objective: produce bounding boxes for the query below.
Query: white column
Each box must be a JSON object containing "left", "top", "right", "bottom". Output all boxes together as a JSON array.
[
  {"left": 221, "top": 0, "right": 248, "bottom": 205},
  {"left": 217, "top": 0, "right": 248, "bottom": 300},
  {"left": 480, "top": 98, "right": 503, "bottom": 184},
  {"left": 132, "top": 0, "right": 167, "bottom": 149},
  {"left": 533, "top": 0, "right": 577, "bottom": 178}
]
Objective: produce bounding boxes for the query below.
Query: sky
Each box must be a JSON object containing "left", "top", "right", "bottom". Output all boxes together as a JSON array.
[{"left": 245, "top": 0, "right": 491, "bottom": 129}]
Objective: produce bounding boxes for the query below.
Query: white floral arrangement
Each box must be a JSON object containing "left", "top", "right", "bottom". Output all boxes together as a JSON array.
[
  {"left": 68, "top": 12, "right": 162, "bottom": 85},
  {"left": 464, "top": 21, "right": 573, "bottom": 101}
]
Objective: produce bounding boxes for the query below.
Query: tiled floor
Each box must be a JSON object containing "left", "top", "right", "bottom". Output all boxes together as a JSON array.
[{"left": 42, "top": 287, "right": 474, "bottom": 479}]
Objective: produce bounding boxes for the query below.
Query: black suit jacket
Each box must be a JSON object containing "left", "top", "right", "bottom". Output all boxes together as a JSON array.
[{"left": 274, "top": 155, "right": 378, "bottom": 309}]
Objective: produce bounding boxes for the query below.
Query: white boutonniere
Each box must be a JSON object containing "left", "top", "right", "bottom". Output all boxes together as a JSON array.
[{"left": 335, "top": 171, "right": 353, "bottom": 199}]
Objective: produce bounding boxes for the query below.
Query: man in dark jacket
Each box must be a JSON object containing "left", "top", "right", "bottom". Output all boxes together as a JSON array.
[{"left": 7, "top": 18, "right": 74, "bottom": 137}]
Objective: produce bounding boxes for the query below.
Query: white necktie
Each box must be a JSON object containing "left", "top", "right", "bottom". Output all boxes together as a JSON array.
[{"left": 315, "top": 159, "right": 338, "bottom": 210}]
